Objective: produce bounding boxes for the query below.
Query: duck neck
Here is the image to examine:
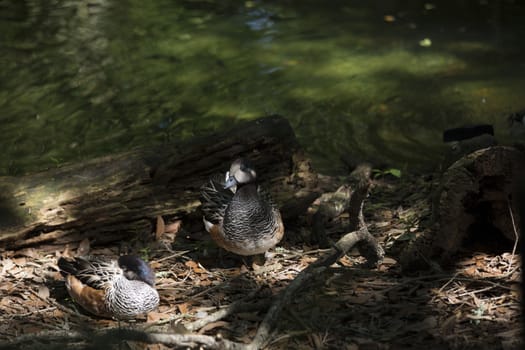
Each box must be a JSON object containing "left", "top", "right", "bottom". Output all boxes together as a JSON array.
[{"left": 235, "top": 182, "right": 258, "bottom": 199}]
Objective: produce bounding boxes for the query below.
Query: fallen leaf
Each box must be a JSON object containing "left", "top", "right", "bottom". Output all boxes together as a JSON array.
[
  {"left": 165, "top": 220, "right": 182, "bottom": 234},
  {"left": 149, "top": 261, "right": 161, "bottom": 269},
  {"left": 197, "top": 279, "right": 212, "bottom": 287},
  {"left": 12, "top": 257, "right": 27, "bottom": 266},
  {"left": 17, "top": 248, "right": 39, "bottom": 259},
  {"left": 177, "top": 303, "right": 189, "bottom": 314},
  {"left": 0, "top": 281, "right": 14, "bottom": 292},
  {"left": 147, "top": 311, "right": 167, "bottom": 323},
  {"left": 382, "top": 257, "right": 397, "bottom": 265},
  {"left": 0, "top": 297, "right": 13, "bottom": 308},
  {"left": 464, "top": 266, "right": 478, "bottom": 276},
  {"left": 61, "top": 245, "right": 73, "bottom": 258},
  {"left": 155, "top": 216, "right": 166, "bottom": 240},
  {"left": 310, "top": 333, "right": 323, "bottom": 349},
  {"left": 1, "top": 258, "right": 15, "bottom": 274},
  {"left": 198, "top": 321, "right": 229, "bottom": 334},
  {"left": 252, "top": 262, "right": 282, "bottom": 275},
  {"left": 184, "top": 260, "right": 207, "bottom": 274},
  {"left": 169, "top": 322, "right": 190, "bottom": 335},
  {"left": 48, "top": 310, "right": 63, "bottom": 320},
  {"left": 37, "top": 285, "right": 50, "bottom": 299},
  {"left": 142, "top": 344, "right": 163, "bottom": 350},
  {"left": 77, "top": 238, "right": 91, "bottom": 256}
]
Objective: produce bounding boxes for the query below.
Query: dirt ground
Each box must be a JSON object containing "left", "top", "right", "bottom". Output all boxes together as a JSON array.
[{"left": 0, "top": 173, "right": 521, "bottom": 349}]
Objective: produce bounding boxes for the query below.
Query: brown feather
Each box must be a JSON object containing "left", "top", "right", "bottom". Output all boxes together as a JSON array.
[{"left": 66, "top": 275, "right": 110, "bottom": 318}]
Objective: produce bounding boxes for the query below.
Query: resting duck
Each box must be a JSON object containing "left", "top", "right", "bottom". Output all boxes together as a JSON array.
[
  {"left": 57, "top": 255, "right": 159, "bottom": 319},
  {"left": 200, "top": 158, "right": 284, "bottom": 256}
]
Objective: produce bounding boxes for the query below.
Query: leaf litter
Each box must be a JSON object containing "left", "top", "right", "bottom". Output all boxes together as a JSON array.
[{"left": 0, "top": 173, "right": 521, "bottom": 349}]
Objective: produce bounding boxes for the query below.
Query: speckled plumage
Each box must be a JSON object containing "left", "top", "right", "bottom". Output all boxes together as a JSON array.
[
  {"left": 57, "top": 255, "right": 159, "bottom": 319},
  {"left": 200, "top": 158, "right": 284, "bottom": 256}
]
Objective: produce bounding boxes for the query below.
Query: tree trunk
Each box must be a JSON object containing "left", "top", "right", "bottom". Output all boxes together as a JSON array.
[
  {"left": 0, "top": 115, "right": 318, "bottom": 249},
  {"left": 433, "top": 146, "right": 523, "bottom": 254},
  {"left": 400, "top": 146, "right": 524, "bottom": 270}
]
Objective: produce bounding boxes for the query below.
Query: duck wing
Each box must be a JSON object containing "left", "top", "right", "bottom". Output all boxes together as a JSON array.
[
  {"left": 200, "top": 173, "right": 234, "bottom": 224},
  {"left": 58, "top": 256, "right": 121, "bottom": 289}
]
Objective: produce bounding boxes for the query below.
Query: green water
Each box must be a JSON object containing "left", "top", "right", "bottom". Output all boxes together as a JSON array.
[{"left": 1, "top": 0, "right": 524, "bottom": 176}]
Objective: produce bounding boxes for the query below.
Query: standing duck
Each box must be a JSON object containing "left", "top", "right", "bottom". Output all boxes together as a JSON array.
[
  {"left": 57, "top": 255, "right": 159, "bottom": 319},
  {"left": 200, "top": 158, "right": 284, "bottom": 256}
]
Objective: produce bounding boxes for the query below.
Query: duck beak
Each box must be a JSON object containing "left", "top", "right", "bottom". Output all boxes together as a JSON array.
[{"left": 224, "top": 175, "right": 238, "bottom": 189}]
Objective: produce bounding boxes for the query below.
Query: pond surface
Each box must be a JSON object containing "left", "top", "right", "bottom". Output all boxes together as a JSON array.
[{"left": 1, "top": 0, "right": 524, "bottom": 176}]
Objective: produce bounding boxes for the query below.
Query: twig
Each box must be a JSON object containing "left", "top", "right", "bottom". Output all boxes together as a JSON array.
[
  {"left": 506, "top": 198, "right": 519, "bottom": 274},
  {"left": 29, "top": 289, "right": 94, "bottom": 323},
  {"left": 13, "top": 229, "right": 71, "bottom": 248},
  {"left": 185, "top": 299, "right": 271, "bottom": 332},
  {"left": 243, "top": 163, "right": 381, "bottom": 349},
  {"left": 0, "top": 328, "right": 245, "bottom": 350},
  {"left": 110, "top": 329, "right": 245, "bottom": 349},
  {"left": 347, "top": 163, "right": 372, "bottom": 232},
  {"left": 3, "top": 162, "right": 383, "bottom": 350},
  {"left": 153, "top": 250, "right": 193, "bottom": 264},
  {"left": 3, "top": 230, "right": 382, "bottom": 350},
  {"left": 246, "top": 226, "right": 383, "bottom": 350},
  {"left": 6, "top": 306, "right": 57, "bottom": 318}
]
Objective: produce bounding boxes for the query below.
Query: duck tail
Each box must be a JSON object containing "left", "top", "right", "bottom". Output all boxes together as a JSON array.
[{"left": 57, "top": 256, "right": 89, "bottom": 277}]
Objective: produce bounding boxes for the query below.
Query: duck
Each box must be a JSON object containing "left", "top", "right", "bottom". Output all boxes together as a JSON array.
[
  {"left": 200, "top": 158, "right": 284, "bottom": 256},
  {"left": 57, "top": 255, "right": 159, "bottom": 319}
]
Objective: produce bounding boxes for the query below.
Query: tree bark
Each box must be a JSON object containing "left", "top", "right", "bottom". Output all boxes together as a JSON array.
[
  {"left": 433, "top": 146, "right": 523, "bottom": 254},
  {"left": 0, "top": 115, "right": 318, "bottom": 249},
  {"left": 400, "top": 146, "right": 524, "bottom": 270}
]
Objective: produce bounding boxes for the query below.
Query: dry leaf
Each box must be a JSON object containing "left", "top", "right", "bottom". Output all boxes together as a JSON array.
[
  {"left": 177, "top": 303, "right": 189, "bottom": 314},
  {"left": 61, "top": 245, "right": 73, "bottom": 258},
  {"left": 165, "top": 220, "right": 182, "bottom": 234},
  {"left": 252, "top": 262, "right": 282, "bottom": 275},
  {"left": 197, "top": 321, "right": 229, "bottom": 334},
  {"left": 382, "top": 257, "right": 397, "bottom": 265},
  {"left": 197, "top": 279, "right": 212, "bottom": 287},
  {"left": 77, "top": 238, "right": 91, "bottom": 256},
  {"left": 1, "top": 259, "right": 15, "bottom": 274},
  {"left": 52, "top": 309, "right": 65, "bottom": 318},
  {"left": 184, "top": 260, "right": 207, "bottom": 274},
  {"left": 310, "top": 333, "right": 323, "bottom": 349},
  {"left": 464, "top": 266, "right": 478, "bottom": 276},
  {"left": 0, "top": 297, "right": 13, "bottom": 309},
  {"left": 143, "top": 344, "right": 165, "bottom": 350},
  {"left": 147, "top": 311, "right": 167, "bottom": 323},
  {"left": 149, "top": 261, "right": 161, "bottom": 269},
  {"left": 0, "top": 281, "right": 14, "bottom": 292},
  {"left": 155, "top": 216, "right": 166, "bottom": 240},
  {"left": 17, "top": 248, "right": 39, "bottom": 259},
  {"left": 37, "top": 285, "right": 50, "bottom": 299},
  {"left": 12, "top": 257, "right": 27, "bottom": 266},
  {"left": 169, "top": 323, "right": 190, "bottom": 335}
]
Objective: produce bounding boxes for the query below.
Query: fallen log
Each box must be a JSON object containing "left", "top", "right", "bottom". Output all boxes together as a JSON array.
[
  {"left": 0, "top": 115, "right": 318, "bottom": 249},
  {"left": 400, "top": 146, "right": 524, "bottom": 270}
]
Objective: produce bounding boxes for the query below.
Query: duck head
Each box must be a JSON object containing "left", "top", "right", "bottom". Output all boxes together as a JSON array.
[
  {"left": 224, "top": 158, "right": 257, "bottom": 189},
  {"left": 118, "top": 255, "right": 156, "bottom": 286}
]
